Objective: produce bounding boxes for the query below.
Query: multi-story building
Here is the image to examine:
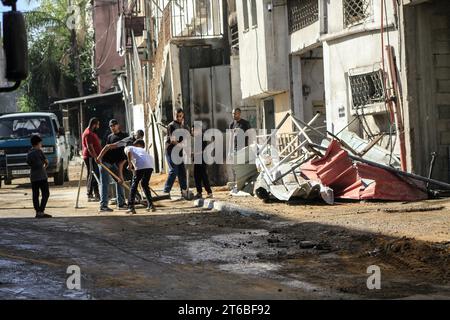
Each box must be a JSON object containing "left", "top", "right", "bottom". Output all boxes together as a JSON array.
[
  {"left": 121, "top": 0, "right": 234, "bottom": 182},
  {"left": 235, "top": 0, "right": 450, "bottom": 182}
]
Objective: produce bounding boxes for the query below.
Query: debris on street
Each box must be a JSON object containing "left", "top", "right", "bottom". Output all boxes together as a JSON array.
[{"left": 228, "top": 112, "right": 450, "bottom": 204}]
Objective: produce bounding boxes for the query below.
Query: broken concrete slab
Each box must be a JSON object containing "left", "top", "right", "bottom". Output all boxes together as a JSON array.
[{"left": 213, "top": 201, "right": 270, "bottom": 220}]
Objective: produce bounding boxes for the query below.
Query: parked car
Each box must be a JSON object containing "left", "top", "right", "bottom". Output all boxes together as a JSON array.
[{"left": 0, "top": 112, "right": 70, "bottom": 187}]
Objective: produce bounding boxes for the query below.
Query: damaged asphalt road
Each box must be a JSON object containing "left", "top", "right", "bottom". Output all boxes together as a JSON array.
[
  {"left": 0, "top": 208, "right": 449, "bottom": 299},
  {"left": 0, "top": 171, "right": 449, "bottom": 300}
]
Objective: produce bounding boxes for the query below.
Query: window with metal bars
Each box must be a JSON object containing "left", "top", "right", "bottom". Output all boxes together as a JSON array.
[
  {"left": 349, "top": 70, "right": 385, "bottom": 108},
  {"left": 230, "top": 24, "right": 239, "bottom": 51},
  {"left": 343, "top": 0, "right": 371, "bottom": 27},
  {"left": 287, "top": 0, "right": 319, "bottom": 34}
]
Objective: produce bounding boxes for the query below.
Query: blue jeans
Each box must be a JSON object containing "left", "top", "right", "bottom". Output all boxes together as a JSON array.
[
  {"left": 163, "top": 152, "right": 187, "bottom": 193},
  {"left": 98, "top": 162, "right": 125, "bottom": 208}
]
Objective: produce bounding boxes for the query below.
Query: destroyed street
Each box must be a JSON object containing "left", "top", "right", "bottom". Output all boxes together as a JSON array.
[
  {"left": 0, "top": 0, "right": 449, "bottom": 304},
  {"left": 0, "top": 163, "right": 448, "bottom": 299}
]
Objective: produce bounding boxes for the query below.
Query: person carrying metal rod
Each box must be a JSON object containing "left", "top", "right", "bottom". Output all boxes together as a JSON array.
[{"left": 96, "top": 119, "right": 128, "bottom": 212}]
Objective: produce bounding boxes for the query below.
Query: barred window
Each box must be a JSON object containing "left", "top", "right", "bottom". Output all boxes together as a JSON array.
[
  {"left": 349, "top": 70, "right": 385, "bottom": 108},
  {"left": 287, "top": 0, "right": 319, "bottom": 34},
  {"left": 343, "top": 0, "right": 371, "bottom": 27},
  {"left": 230, "top": 24, "right": 239, "bottom": 52}
]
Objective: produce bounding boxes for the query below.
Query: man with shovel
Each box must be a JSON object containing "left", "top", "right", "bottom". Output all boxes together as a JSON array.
[
  {"left": 96, "top": 119, "right": 128, "bottom": 212},
  {"left": 124, "top": 139, "right": 156, "bottom": 214}
]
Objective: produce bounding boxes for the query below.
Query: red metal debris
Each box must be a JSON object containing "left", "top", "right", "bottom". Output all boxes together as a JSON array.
[{"left": 301, "top": 140, "right": 428, "bottom": 201}]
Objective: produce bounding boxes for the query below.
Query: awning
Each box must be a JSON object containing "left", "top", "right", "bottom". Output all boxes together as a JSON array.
[{"left": 51, "top": 91, "right": 123, "bottom": 106}]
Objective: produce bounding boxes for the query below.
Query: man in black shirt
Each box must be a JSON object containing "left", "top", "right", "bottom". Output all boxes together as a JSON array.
[
  {"left": 229, "top": 108, "right": 251, "bottom": 151},
  {"left": 97, "top": 119, "right": 128, "bottom": 212},
  {"left": 191, "top": 124, "right": 212, "bottom": 199},
  {"left": 163, "top": 108, "right": 188, "bottom": 198}
]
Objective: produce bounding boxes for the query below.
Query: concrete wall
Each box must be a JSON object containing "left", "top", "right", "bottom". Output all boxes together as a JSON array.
[
  {"left": 273, "top": 93, "right": 291, "bottom": 134},
  {"left": 94, "top": 0, "right": 124, "bottom": 93},
  {"left": 236, "top": 0, "right": 289, "bottom": 99},
  {"left": 402, "top": 0, "right": 450, "bottom": 180},
  {"left": 323, "top": 29, "right": 399, "bottom": 134},
  {"left": 327, "top": 0, "right": 397, "bottom": 34},
  {"left": 320, "top": 0, "right": 400, "bottom": 156}
]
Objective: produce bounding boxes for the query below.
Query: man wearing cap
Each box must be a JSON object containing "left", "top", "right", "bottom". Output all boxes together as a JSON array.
[{"left": 96, "top": 119, "right": 128, "bottom": 212}]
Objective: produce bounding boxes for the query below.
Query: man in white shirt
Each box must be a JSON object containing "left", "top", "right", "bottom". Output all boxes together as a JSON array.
[{"left": 124, "top": 139, "right": 155, "bottom": 214}]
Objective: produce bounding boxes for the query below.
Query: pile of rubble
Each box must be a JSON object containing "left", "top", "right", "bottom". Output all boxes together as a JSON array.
[{"left": 230, "top": 113, "right": 450, "bottom": 204}]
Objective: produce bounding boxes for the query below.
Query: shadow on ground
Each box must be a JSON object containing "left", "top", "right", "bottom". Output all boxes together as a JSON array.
[{"left": 0, "top": 208, "right": 448, "bottom": 299}]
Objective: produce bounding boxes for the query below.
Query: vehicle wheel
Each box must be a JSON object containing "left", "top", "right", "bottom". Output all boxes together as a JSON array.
[
  {"left": 54, "top": 162, "right": 65, "bottom": 186},
  {"left": 4, "top": 178, "right": 12, "bottom": 185},
  {"left": 64, "top": 167, "right": 69, "bottom": 182},
  {"left": 0, "top": 178, "right": 2, "bottom": 188}
]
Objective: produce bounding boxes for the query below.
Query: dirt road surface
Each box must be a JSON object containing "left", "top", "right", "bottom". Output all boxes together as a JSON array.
[{"left": 0, "top": 161, "right": 448, "bottom": 299}]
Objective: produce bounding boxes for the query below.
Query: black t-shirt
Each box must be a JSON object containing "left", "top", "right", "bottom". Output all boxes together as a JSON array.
[
  {"left": 229, "top": 118, "right": 251, "bottom": 132},
  {"left": 103, "top": 131, "right": 128, "bottom": 164},
  {"left": 229, "top": 119, "right": 251, "bottom": 149},
  {"left": 165, "top": 121, "right": 186, "bottom": 153},
  {"left": 26, "top": 148, "right": 48, "bottom": 182}
]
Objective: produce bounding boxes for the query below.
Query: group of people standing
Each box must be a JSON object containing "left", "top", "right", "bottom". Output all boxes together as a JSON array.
[
  {"left": 162, "top": 107, "right": 251, "bottom": 200},
  {"left": 26, "top": 107, "right": 251, "bottom": 218},
  {"left": 81, "top": 117, "right": 154, "bottom": 213}
]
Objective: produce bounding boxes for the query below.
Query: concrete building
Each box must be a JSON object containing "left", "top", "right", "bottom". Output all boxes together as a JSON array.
[
  {"left": 93, "top": 0, "right": 125, "bottom": 93},
  {"left": 120, "top": 0, "right": 235, "bottom": 184},
  {"left": 235, "top": 0, "right": 450, "bottom": 182},
  {"left": 400, "top": 0, "right": 450, "bottom": 182},
  {"left": 235, "top": 0, "right": 290, "bottom": 133}
]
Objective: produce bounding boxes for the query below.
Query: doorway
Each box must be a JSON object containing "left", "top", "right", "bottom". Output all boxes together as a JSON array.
[{"left": 263, "top": 99, "right": 275, "bottom": 131}]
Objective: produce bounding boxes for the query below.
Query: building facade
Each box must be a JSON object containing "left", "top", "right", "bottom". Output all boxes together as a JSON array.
[
  {"left": 235, "top": 0, "right": 450, "bottom": 182},
  {"left": 118, "top": 0, "right": 235, "bottom": 184}
]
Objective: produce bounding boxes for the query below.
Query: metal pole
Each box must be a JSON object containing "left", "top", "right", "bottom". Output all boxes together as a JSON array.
[{"left": 257, "top": 112, "right": 291, "bottom": 156}]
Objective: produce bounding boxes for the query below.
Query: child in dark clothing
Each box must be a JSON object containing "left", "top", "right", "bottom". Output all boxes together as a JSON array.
[
  {"left": 191, "top": 124, "right": 213, "bottom": 199},
  {"left": 27, "top": 135, "right": 52, "bottom": 218}
]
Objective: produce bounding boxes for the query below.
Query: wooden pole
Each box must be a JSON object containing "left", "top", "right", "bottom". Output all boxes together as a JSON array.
[
  {"left": 386, "top": 45, "right": 407, "bottom": 171},
  {"left": 74, "top": 161, "right": 85, "bottom": 209}
]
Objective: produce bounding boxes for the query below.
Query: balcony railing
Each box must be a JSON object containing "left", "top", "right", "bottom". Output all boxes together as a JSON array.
[
  {"left": 230, "top": 24, "right": 239, "bottom": 52},
  {"left": 170, "top": 0, "right": 223, "bottom": 38}
]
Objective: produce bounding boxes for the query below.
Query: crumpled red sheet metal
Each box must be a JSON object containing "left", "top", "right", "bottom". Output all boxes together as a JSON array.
[{"left": 300, "top": 140, "right": 428, "bottom": 201}]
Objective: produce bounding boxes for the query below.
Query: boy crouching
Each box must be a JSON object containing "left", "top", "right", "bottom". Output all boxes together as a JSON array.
[{"left": 125, "top": 139, "right": 155, "bottom": 214}]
